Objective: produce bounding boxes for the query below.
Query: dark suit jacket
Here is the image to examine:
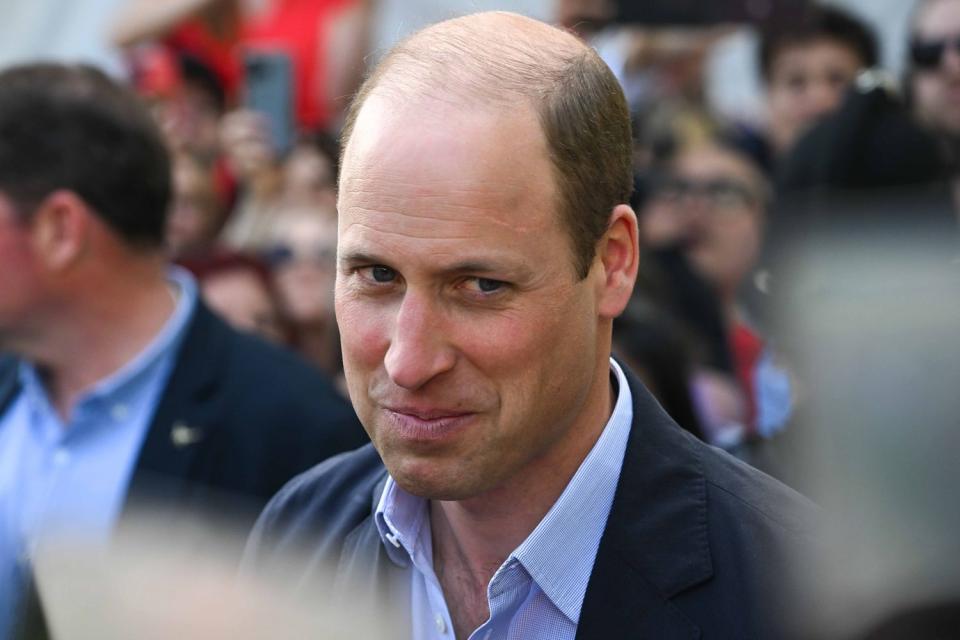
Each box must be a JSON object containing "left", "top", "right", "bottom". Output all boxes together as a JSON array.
[
  {"left": 245, "top": 365, "right": 817, "bottom": 639},
  {"left": 0, "top": 301, "right": 368, "bottom": 526}
]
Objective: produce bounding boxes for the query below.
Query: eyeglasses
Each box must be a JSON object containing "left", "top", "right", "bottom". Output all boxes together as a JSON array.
[
  {"left": 651, "top": 176, "right": 763, "bottom": 210},
  {"left": 910, "top": 36, "right": 960, "bottom": 70}
]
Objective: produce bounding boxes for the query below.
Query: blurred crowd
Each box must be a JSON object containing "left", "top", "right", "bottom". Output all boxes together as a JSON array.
[
  {"left": 4, "top": 0, "right": 960, "bottom": 637},
  {"left": 33, "top": 0, "right": 951, "bottom": 476}
]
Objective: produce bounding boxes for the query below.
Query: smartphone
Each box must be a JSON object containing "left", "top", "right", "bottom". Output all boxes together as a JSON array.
[
  {"left": 243, "top": 49, "right": 295, "bottom": 156},
  {"left": 612, "top": 0, "right": 810, "bottom": 27}
]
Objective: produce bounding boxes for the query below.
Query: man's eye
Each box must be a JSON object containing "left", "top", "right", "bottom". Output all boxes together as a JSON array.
[
  {"left": 465, "top": 277, "right": 506, "bottom": 294},
  {"left": 366, "top": 265, "right": 397, "bottom": 283}
]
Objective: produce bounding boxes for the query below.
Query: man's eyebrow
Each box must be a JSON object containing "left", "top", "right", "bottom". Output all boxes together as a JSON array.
[
  {"left": 443, "top": 261, "right": 503, "bottom": 274},
  {"left": 339, "top": 251, "right": 532, "bottom": 278},
  {"left": 338, "top": 251, "right": 383, "bottom": 265}
]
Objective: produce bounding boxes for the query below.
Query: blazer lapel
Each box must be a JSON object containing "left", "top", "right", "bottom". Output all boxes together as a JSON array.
[
  {"left": 335, "top": 476, "right": 412, "bottom": 636},
  {"left": 0, "top": 354, "right": 21, "bottom": 417},
  {"left": 123, "top": 303, "right": 226, "bottom": 508},
  {"left": 577, "top": 365, "right": 713, "bottom": 639}
]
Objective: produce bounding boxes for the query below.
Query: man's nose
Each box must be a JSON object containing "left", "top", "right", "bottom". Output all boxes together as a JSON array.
[{"left": 384, "top": 292, "right": 456, "bottom": 390}]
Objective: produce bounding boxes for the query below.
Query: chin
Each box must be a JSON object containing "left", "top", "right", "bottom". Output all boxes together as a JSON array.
[{"left": 389, "top": 460, "right": 489, "bottom": 501}]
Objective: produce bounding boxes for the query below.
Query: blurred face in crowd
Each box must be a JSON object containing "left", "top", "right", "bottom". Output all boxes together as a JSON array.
[
  {"left": 647, "top": 145, "right": 766, "bottom": 301},
  {"left": 0, "top": 193, "right": 44, "bottom": 350},
  {"left": 165, "top": 154, "right": 223, "bottom": 258},
  {"left": 767, "top": 38, "right": 864, "bottom": 154},
  {"left": 911, "top": 0, "right": 960, "bottom": 136},
  {"left": 200, "top": 267, "right": 285, "bottom": 343},
  {"left": 281, "top": 141, "right": 336, "bottom": 208},
  {"left": 336, "top": 94, "right": 629, "bottom": 500},
  {"left": 266, "top": 208, "right": 338, "bottom": 325}
]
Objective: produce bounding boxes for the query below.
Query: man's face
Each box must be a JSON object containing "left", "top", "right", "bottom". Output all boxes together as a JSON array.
[
  {"left": 767, "top": 38, "right": 863, "bottom": 154},
  {"left": 0, "top": 192, "right": 44, "bottom": 351},
  {"left": 911, "top": 0, "right": 960, "bottom": 136},
  {"left": 336, "top": 95, "right": 606, "bottom": 501}
]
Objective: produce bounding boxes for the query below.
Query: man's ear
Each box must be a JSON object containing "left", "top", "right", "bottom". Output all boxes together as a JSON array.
[
  {"left": 595, "top": 204, "right": 639, "bottom": 320},
  {"left": 30, "top": 190, "right": 91, "bottom": 271}
]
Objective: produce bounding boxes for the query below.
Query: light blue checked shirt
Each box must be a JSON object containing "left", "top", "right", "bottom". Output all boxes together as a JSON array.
[
  {"left": 0, "top": 267, "right": 198, "bottom": 638},
  {"left": 375, "top": 358, "right": 633, "bottom": 640}
]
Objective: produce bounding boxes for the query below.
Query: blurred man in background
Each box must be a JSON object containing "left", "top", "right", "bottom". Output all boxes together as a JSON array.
[{"left": 0, "top": 63, "right": 365, "bottom": 637}]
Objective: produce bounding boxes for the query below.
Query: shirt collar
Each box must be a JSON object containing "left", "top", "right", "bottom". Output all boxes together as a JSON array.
[
  {"left": 511, "top": 358, "right": 632, "bottom": 624},
  {"left": 19, "top": 266, "right": 199, "bottom": 430},
  {"left": 374, "top": 358, "right": 634, "bottom": 624}
]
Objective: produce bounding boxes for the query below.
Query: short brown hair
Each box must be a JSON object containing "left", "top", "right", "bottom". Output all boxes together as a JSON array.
[
  {"left": 338, "top": 12, "right": 633, "bottom": 278},
  {"left": 0, "top": 63, "right": 170, "bottom": 248}
]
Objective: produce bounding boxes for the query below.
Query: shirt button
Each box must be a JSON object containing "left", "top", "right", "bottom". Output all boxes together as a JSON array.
[
  {"left": 111, "top": 404, "right": 129, "bottom": 421},
  {"left": 434, "top": 612, "right": 447, "bottom": 634},
  {"left": 53, "top": 448, "right": 70, "bottom": 466}
]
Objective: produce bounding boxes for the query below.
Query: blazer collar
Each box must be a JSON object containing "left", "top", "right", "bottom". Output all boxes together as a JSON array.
[
  {"left": 0, "top": 354, "right": 20, "bottom": 418},
  {"left": 337, "top": 473, "right": 412, "bottom": 632},
  {"left": 124, "top": 301, "right": 229, "bottom": 508},
  {"left": 337, "top": 364, "right": 714, "bottom": 639},
  {"left": 577, "top": 363, "right": 712, "bottom": 639}
]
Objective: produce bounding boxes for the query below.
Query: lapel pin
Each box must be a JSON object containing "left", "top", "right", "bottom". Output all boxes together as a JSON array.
[{"left": 170, "top": 421, "right": 204, "bottom": 448}]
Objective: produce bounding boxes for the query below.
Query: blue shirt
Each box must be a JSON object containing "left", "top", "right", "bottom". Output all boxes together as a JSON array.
[
  {"left": 375, "top": 358, "right": 633, "bottom": 640},
  {"left": 0, "top": 267, "right": 198, "bottom": 637}
]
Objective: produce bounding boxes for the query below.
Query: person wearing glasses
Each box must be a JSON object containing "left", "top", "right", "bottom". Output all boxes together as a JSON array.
[
  {"left": 909, "top": 0, "right": 960, "bottom": 168},
  {"left": 639, "top": 138, "right": 792, "bottom": 451}
]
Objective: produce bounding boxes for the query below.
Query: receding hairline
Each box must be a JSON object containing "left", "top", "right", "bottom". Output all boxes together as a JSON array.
[
  {"left": 338, "top": 11, "right": 633, "bottom": 278},
  {"left": 340, "top": 12, "right": 594, "bottom": 151}
]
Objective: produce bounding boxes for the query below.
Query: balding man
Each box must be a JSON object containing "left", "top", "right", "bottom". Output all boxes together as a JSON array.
[{"left": 247, "top": 12, "right": 816, "bottom": 639}]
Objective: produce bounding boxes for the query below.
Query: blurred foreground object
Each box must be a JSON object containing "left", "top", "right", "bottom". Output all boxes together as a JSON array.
[
  {"left": 30, "top": 512, "right": 394, "bottom": 640},
  {"left": 771, "top": 215, "right": 960, "bottom": 639}
]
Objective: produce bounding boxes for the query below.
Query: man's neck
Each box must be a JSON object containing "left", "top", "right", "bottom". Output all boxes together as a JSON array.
[
  {"left": 428, "top": 367, "right": 616, "bottom": 638},
  {"left": 31, "top": 265, "right": 176, "bottom": 420}
]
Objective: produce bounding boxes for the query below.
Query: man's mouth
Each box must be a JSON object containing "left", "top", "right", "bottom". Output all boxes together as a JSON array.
[{"left": 381, "top": 405, "right": 477, "bottom": 441}]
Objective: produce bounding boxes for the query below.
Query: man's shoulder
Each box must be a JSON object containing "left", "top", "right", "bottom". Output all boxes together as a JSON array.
[
  {"left": 245, "top": 444, "right": 387, "bottom": 569},
  {"left": 699, "top": 441, "right": 817, "bottom": 536},
  {"left": 174, "top": 304, "right": 362, "bottom": 430}
]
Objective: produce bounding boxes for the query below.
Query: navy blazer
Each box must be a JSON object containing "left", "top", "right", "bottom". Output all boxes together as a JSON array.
[
  {"left": 0, "top": 301, "right": 368, "bottom": 526},
  {"left": 245, "top": 365, "right": 817, "bottom": 639}
]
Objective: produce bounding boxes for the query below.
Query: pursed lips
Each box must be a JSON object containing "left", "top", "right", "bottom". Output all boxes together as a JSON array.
[
  {"left": 382, "top": 405, "right": 474, "bottom": 420},
  {"left": 379, "top": 404, "right": 478, "bottom": 441}
]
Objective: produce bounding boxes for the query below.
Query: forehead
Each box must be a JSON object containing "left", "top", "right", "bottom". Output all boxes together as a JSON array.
[
  {"left": 913, "top": 0, "right": 960, "bottom": 38},
  {"left": 338, "top": 93, "right": 562, "bottom": 251},
  {"left": 674, "top": 146, "right": 758, "bottom": 182},
  {"left": 772, "top": 38, "right": 862, "bottom": 73},
  {"left": 915, "top": 0, "right": 960, "bottom": 37}
]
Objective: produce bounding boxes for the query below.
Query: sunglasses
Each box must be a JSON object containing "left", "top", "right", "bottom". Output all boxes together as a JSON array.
[{"left": 910, "top": 36, "right": 960, "bottom": 70}]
